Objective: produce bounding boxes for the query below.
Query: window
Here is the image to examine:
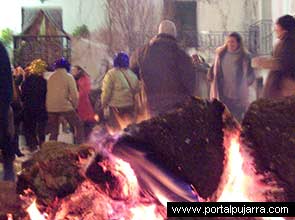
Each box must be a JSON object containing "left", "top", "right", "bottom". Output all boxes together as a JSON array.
[{"left": 175, "top": 1, "right": 197, "bottom": 31}]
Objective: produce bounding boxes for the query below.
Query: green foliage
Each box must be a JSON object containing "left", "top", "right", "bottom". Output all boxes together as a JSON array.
[
  {"left": 72, "top": 24, "right": 90, "bottom": 38},
  {"left": 0, "top": 28, "right": 14, "bottom": 48},
  {"left": 40, "top": 0, "right": 47, "bottom": 3}
]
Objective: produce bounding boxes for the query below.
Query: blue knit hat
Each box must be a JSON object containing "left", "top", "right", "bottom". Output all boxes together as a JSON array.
[
  {"left": 54, "top": 57, "right": 71, "bottom": 72},
  {"left": 113, "top": 52, "right": 129, "bottom": 68}
]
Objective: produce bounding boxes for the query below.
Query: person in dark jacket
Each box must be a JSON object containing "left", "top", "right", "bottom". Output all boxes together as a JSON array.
[
  {"left": 0, "top": 41, "right": 15, "bottom": 181},
  {"left": 130, "top": 20, "right": 196, "bottom": 116},
  {"left": 11, "top": 73, "right": 24, "bottom": 157},
  {"left": 252, "top": 15, "right": 295, "bottom": 98},
  {"left": 21, "top": 59, "right": 47, "bottom": 151},
  {"left": 192, "top": 53, "right": 210, "bottom": 98}
]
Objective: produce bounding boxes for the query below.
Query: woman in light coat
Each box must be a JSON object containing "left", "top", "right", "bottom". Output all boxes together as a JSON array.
[{"left": 208, "top": 32, "right": 255, "bottom": 121}]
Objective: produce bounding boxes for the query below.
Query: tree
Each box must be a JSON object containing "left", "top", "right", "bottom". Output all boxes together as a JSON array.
[
  {"left": 243, "top": 0, "right": 259, "bottom": 29},
  {"left": 0, "top": 28, "right": 14, "bottom": 49},
  {"left": 72, "top": 24, "right": 90, "bottom": 38},
  {"left": 96, "top": 0, "right": 160, "bottom": 56}
]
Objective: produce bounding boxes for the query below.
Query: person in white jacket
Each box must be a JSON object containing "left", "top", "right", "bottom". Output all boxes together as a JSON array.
[{"left": 46, "top": 58, "right": 84, "bottom": 144}]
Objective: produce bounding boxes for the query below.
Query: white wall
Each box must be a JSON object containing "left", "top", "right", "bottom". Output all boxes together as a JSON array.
[
  {"left": 272, "top": 0, "right": 295, "bottom": 21},
  {"left": 197, "top": 0, "right": 247, "bottom": 32},
  {"left": 0, "top": 0, "right": 106, "bottom": 34}
]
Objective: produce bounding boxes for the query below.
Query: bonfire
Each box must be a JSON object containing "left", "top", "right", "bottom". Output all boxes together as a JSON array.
[{"left": 1, "top": 96, "right": 294, "bottom": 220}]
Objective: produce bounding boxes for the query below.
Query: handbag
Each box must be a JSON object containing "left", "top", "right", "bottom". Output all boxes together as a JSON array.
[{"left": 120, "top": 71, "right": 147, "bottom": 117}]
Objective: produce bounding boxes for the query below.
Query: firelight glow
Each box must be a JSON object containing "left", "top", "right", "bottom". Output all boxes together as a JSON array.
[
  {"left": 27, "top": 199, "right": 46, "bottom": 220},
  {"left": 114, "top": 158, "right": 139, "bottom": 198},
  {"left": 217, "top": 133, "right": 285, "bottom": 220},
  {"left": 130, "top": 204, "right": 164, "bottom": 220},
  {"left": 218, "top": 134, "right": 251, "bottom": 202}
]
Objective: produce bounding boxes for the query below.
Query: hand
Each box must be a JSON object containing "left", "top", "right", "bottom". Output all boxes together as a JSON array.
[
  {"left": 251, "top": 56, "right": 270, "bottom": 69},
  {"left": 251, "top": 57, "right": 261, "bottom": 68}
]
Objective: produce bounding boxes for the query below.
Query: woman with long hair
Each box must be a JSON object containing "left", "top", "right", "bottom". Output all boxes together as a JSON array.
[
  {"left": 208, "top": 32, "right": 255, "bottom": 121},
  {"left": 252, "top": 15, "right": 295, "bottom": 98},
  {"left": 71, "top": 65, "right": 96, "bottom": 139}
]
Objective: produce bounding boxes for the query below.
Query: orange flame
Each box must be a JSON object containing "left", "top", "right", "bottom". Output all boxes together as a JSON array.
[
  {"left": 218, "top": 134, "right": 251, "bottom": 202},
  {"left": 130, "top": 204, "right": 164, "bottom": 220},
  {"left": 26, "top": 199, "right": 47, "bottom": 220},
  {"left": 106, "top": 105, "right": 151, "bottom": 135},
  {"left": 135, "top": 107, "right": 150, "bottom": 124},
  {"left": 6, "top": 213, "right": 13, "bottom": 220},
  {"left": 218, "top": 133, "right": 285, "bottom": 220},
  {"left": 113, "top": 158, "right": 140, "bottom": 198}
]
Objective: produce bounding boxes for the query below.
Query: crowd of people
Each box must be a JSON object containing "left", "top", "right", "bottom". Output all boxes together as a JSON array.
[{"left": 1, "top": 14, "right": 295, "bottom": 181}]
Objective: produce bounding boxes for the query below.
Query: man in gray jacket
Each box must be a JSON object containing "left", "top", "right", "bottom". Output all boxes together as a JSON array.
[{"left": 46, "top": 58, "right": 84, "bottom": 144}]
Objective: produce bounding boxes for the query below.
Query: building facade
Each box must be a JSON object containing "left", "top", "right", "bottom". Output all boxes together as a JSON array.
[{"left": 161, "top": 0, "right": 295, "bottom": 58}]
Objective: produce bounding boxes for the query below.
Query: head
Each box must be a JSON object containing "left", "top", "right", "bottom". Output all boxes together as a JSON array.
[
  {"left": 226, "top": 32, "right": 244, "bottom": 53},
  {"left": 13, "top": 66, "right": 24, "bottom": 76},
  {"left": 27, "top": 59, "right": 47, "bottom": 75},
  {"left": 113, "top": 52, "right": 129, "bottom": 69},
  {"left": 54, "top": 58, "right": 71, "bottom": 72},
  {"left": 192, "top": 54, "right": 201, "bottom": 65},
  {"left": 72, "top": 65, "right": 87, "bottom": 79},
  {"left": 158, "top": 20, "right": 177, "bottom": 38},
  {"left": 275, "top": 15, "right": 295, "bottom": 39}
]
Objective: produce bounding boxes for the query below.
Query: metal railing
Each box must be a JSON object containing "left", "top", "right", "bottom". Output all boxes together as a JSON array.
[
  {"left": 249, "top": 19, "right": 273, "bottom": 55},
  {"left": 13, "top": 35, "right": 71, "bottom": 67},
  {"left": 180, "top": 19, "right": 273, "bottom": 57}
]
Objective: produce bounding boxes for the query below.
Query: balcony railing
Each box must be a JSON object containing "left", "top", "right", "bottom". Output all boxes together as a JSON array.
[{"left": 179, "top": 20, "right": 273, "bottom": 57}]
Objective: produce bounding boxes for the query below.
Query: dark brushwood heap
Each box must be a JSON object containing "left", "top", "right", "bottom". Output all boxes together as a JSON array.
[
  {"left": 114, "top": 97, "right": 239, "bottom": 200},
  {"left": 17, "top": 142, "right": 93, "bottom": 205},
  {"left": 241, "top": 95, "right": 295, "bottom": 202},
  {"left": 11, "top": 95, "right": 295, "bottom": 219}
]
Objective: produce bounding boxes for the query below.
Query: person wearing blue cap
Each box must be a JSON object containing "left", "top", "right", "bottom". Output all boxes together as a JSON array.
[
  {"left": 46, "top": 58, "right": 84, "bottom": 144},
  {"left": 101, "top": 52, "right": 139, "bottom": 129}
]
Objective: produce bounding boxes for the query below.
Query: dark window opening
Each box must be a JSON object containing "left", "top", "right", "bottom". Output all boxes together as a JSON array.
[{"left": 175, "top": 1, "right": 197, "bottom": 31}]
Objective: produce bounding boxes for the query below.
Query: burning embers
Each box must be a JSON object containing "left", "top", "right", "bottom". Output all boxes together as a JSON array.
[
  {"left": 217, "top": 132, "right": 250, "bottom": 202},
  {"left": 20, "top": 147, "right": 167, "bottom": 220},
  {"left": 26, "top": 200, "right": 46, "bottom": 220},
  {"left": 218, "top": 131, "right": 284, "bottom": 204},
  {"left": 12, "top": 97, "right": 295, "bottom": 220}
]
